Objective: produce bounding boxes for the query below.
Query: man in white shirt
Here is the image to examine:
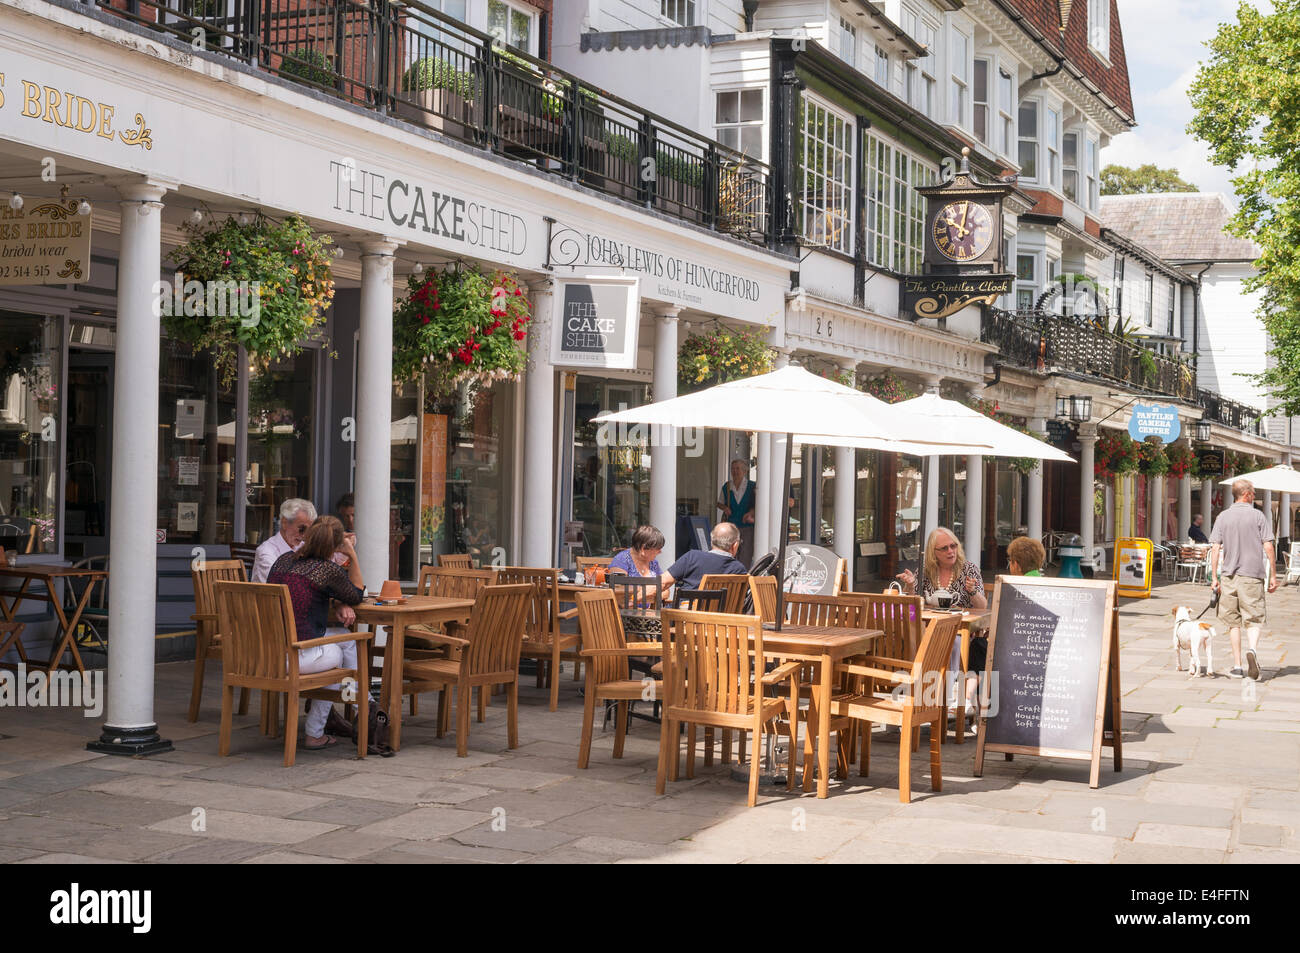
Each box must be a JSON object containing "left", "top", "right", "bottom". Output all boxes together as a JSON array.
[{"left": 252, "top": 498, "right": 317, "bottom": 582}]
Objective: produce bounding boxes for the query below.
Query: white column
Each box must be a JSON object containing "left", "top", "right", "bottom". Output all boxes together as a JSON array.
[
  {"left": 92, "top": 182, "right": 171, "bottom": 755},
  {"left": 1079, "top": 425, "right": 1098, "bottom": 569},
  {"left": 521, "top": 281, "right": 556, "bottom": 567},
  {"left": 353, "top": 240, "right": 400, "bottom": 591},
  {"left": 1178, "top": 458, "right": 1193, "bottom": 541},
  {"left": 1263, "top": 489, "right": 1274, "bottom": 538},
  {"left": 1149, "top": 463, "right": 1163, "bottom": 545},
  {"left": 963, "top": 386, "right": 985, "bottom": 569},
  {"left": 650, "top": 308, "right": 679, "bottom": 565},
  {"left": 1201, "top": 478, "right": 1213, "bottom": 529},
  {"left": 1027, "top": 417, "right": 1046, "bottom": 542},
  {"left": 833, "top": 360, "right": 857, "bottom": 568},
  {"left": 922, "top": 377, "right": 941, "bottom": 545},
  {"left": 755, "top": 432, "right": 771, "bottom": 557}
]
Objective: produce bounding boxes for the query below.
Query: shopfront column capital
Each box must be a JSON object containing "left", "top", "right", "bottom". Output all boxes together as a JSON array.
[
  {"left": 521, "top": 276, "right": 555, "bottom": 298},
  {"left": 1078, "top": 423, "right": 1099, "bottom": 441},
  {"left": 358, "top": 238, "right": 401, "bottom": 259},
  {"left": 115, "top": 179, "right": 173, "bottom": 206},
  {"left": 773, "top": 346, "right": 795, "bottom": 369},
  {"left": 837, "top": 356, "right": 858, "bottom": 375},
  {"left": 923, "top": 375, "right": 942, "bottom": 395},
  {"left": 654, "top": 306, "right": 682, "bottom": 323}
]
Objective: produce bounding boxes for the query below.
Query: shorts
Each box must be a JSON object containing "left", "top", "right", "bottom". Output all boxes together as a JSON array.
[
  {"left": 966, "top": 635, "right": 988, "bottom": 674},
  {"left": 1219, "top": 575, "right": 1266, "bottom": 628}
]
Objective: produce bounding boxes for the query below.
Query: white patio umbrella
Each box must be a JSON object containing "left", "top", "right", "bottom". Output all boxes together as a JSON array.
[
  {"left": 593, "top": 365, "right": 994, "bottom": 628},
  {"left": 1219, "top": 464, "right": 1300, "bottom": 495}
]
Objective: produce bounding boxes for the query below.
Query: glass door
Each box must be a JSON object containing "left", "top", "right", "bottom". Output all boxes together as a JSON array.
[
  {"left": 245, "top": 350, "right": 317, "bottom": 545},
  {"left": 65, "top": 351, "right": 111, "bottom": 557},
  {"left": 571, "top": 377, "right": 651, "bottom": 555}
]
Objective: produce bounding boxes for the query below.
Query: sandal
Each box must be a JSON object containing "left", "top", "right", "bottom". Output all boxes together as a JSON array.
[
  {"left": 301, "top": 734, "right": 339, "bottom": 751},
  {"left": 324, "top": 708, "right": 354, "bottom": 738}
]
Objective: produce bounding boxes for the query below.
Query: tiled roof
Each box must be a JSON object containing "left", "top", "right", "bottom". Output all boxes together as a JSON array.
[
  {"left": 1001, "top": 0, "right": 1135, "bottom": 121},
  {"left": 1099, "top": 193, "right": 1259, "bottom": 262}
]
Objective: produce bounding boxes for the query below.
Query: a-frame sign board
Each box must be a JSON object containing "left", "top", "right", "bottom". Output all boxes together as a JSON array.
[{"left": 973, "top": 576, "right": 1123, "bottom": 788}]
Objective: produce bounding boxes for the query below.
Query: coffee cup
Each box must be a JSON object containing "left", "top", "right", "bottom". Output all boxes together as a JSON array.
[{"left": 936, "top": 590, "right": 953, "bottom": 610}]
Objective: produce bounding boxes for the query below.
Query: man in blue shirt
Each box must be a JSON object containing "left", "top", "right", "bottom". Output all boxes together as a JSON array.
[{"left": 664, "top": 522, "right": 747, "bottom": 591}]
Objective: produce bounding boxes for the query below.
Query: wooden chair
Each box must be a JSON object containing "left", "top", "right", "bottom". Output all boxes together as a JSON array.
[
  {"left": 575, "top": 588, "right": 664, "bottom": 768},
  {"left": 748, "top": 575, "right": 778, "bottom": 623},
  {"left": 399, "top": 566, "right": 498, "bottom": 715},
  {"left": 188, "top": 559, "right": 250, "bottom": 723},
  {"left": 862, "top": 591, "right": 925, "bottom": 663},
  {"left": 657, "top": 608, "right": 801, "bottom": 807},
  {"left": 607, "top": 573, "right": 663, "bottom": 632},
  {"left": 229, "top": 542, "right": 258, "bottom": 579},
  {"left": 828, "top": 613, "right": 962, "bottom": 803},
  {"left": 213, "top": 580, "right": 372, "bottom": 766},
  {"left": 700, "top": 573, "right": 751, "bottom": 614},
  {"left": 437, "top": 553, "right": 475, "bottom": 569},
  {"left": 403, "top": 583, "right": 533, "bottom": 757},
  {"left": 577, "top": 555, "right": 613, "bottom": 573},
  {"left": 669, "top": 589, "right": 726, "bottom": 611},
  {"left": 497, "top": 566, "right": 581, "bottom": 711},
  {"left": 832, "top": 557, "right": 849, "bottom": 595}
]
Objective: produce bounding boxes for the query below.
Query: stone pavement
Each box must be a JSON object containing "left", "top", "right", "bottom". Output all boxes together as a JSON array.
[{"left": 0, "top": 578, "right": 1296, "bottom": 864}]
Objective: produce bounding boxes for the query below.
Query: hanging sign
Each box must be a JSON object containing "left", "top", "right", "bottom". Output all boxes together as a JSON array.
[
  {"left": 550, "top": 276, "right": 641, "bottom": 369},
  {"left": 901, "top": 274, "right": 1013, "bottom": 320},
  {"left": 0, "top": 195, "right": 92, "bottom": 286},
  {"left": 1127, "top": 402, "right": 1181, "bottom": 443},
  {"left": 1196, "top": 448, "right": 1224, "bottom": 478}
]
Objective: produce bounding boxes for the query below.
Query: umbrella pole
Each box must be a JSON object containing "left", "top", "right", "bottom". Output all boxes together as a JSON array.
[{"left": 775, "top": 432, "right": 793, "bottom": 632}]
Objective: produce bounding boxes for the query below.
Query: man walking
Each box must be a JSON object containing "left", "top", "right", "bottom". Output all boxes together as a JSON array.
[{"left": 1209, "top": 478, "right": 1276, "bottom": 680}]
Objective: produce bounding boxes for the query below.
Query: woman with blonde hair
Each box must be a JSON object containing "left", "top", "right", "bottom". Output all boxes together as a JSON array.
[{"left": 895, "top": 526, "right": 988, "bottom": 611}]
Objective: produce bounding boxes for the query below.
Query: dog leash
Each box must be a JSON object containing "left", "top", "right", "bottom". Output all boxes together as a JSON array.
[{"left": 1195, "top": 589, "right": 1219, "bottom": 619}]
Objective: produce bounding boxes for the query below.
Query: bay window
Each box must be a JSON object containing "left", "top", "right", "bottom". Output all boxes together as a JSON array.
[
  {"left": 800, "top": 95, "right": 855, "bottom": 255},
  {"left": 1063, "top": 131, "right": 1080, "bottom": 203},
  {"left": 865, "top": 131, "right": 936, "bottom": 273}
]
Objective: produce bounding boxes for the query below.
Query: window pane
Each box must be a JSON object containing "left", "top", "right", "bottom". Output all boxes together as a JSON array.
[
  {"left": 718, "top": 127, "right": 738, "bottom": 150},
  {"left": 1019, "top": 101, "right": 1037, "bottom": 136},
  {"left": 0, "top": 312, "right": 62, "bottom": 554},
  {"left": 739, "top": 88, "right": 763, "bottom": 121},
  {"left": 717, "top": 91, "right": 738, "bottom": 124},
  {"left": 1018, "top": 140, "right": 1036, "bottom": 178},
  {"left": 1064, "top": 132, "right": 1078, "bottom": 166},
  {"left": 1064, "top": 169, "right": 1079, "bottom": 203},
  {"left": 975, "top": 104, "right": 988, "bottom": 143},
  {"left": 974, "top": 59, "right": 988, "bottom": 101},
  {"left": 1016, "top": 254, "right": 1035, "bottom": 280},
  {"left": 246, "top": 351, "right": 316, "bottom": 545},
  {"left": 511, "top": 10, "right": 531, "bottom": 51},
  {"left": 487, "top": 0, "right": 507, "bottom": 43},
  {"left": 740, "top": 126, "right": 762, "bottom": 158}
]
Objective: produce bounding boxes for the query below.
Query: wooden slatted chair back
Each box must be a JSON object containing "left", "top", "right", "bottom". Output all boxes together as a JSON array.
[
  {"left": 229, "top": 543, "right": 258, "bottom": 580},
  {"left": 909, "top": 614, "right": 962, "bottom": 714},
  {"left": 700, "top": 573, "right": 751, "bottom": 614},
  {"left": 575, "top": 588, "right": 631, "bottom": 686},
  {"left": 192, "top": 560, "right": 248, "bottom": 639},
  {"left": 437, "top": 553, "right": 475, "bottom": 569},
  {"left": 213, "top": 581, "right": 296, "bottom": 681},
  {"left": 460, "top": 584, "right": 533, "bottom": 678},
  {"left": 660, "top": 608, "right": 763, "bottom": 718},
  {"left": 863, "top": 592, "right": 924, "bottom": 661},
  {"left": 748, "top": 575, "right": 778, "bottom": 623},
  {"left": 576, "top": 555, "right": 613, "bottom": 572},
  {"left": 783, "top": 592, "right": 869, "bottom": 628},
  {"left": 416, "top": 566, "right": 498, "bottom": 599},
  {"left": 670, "top": 589, "right": 726, "bottom": 612},
  {"left": 495, "top": 567, "right": 560, "bottom": 644},
  {"left": 607, "top": 573, "right": 662, "bottom": 619}
]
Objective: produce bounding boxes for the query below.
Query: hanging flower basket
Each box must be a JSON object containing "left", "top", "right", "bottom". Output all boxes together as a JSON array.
[
  {"left": 678, "top": 325, "right": 774, "bottom": 393},
  {"left": 1095, "top": 430, "right": 1140, "bottom": 479},
  {"left": 860, "top": 371, "right": 920, "bottom": 404},
  {"left": 1137, "top": 440, "right": 1170, "bottom": 476},
  {"left": 1166, "top": 443, "right": 1197, "bottom": 479},
  {"left": 393, "top": 264, "right": 531, "bottom": 394},
  {"left": 965, "top": 396, "right": 1037, "bottom": 475},
  {"left": 165, "top": 214, "right": 336, "bottom": 385}
]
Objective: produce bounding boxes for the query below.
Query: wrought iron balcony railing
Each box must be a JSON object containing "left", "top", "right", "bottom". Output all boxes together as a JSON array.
[
  {"left": 92, "top": 0, "right": 771, "bottom": 245},
  {"left": 983, "top": 309, "right": 1198, "bottom": 402},
  {"left": 1197, "top": 388, "right": 1265, "bottom": 436}
]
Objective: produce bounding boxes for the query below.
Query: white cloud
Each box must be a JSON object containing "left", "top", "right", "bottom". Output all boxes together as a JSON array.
[{"left": 1105, "top": 0, "right": 1272, "bottom": 196}]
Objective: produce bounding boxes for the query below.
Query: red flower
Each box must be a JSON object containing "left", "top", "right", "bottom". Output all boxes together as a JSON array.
[
  {"left": 514, "top": 288, "right": 523, "bottom": 297},
  {"left": 513, "top": 330, "right": 526, "bottom": 340},
  {"left": 421, "top": 315, "right": 430, "bottom": 325}
]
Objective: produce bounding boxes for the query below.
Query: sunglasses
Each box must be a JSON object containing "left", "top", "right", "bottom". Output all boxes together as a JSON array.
[{"left": 936, "top": 543, "right": 959, "bottom": 553}]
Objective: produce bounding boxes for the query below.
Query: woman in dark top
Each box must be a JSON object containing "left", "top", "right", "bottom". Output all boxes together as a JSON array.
[{"left": 268, "top": 515, "right": 365, "bottom": 749}]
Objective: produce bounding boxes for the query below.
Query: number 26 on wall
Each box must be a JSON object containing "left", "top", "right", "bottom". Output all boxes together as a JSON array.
[{"left": 815, "top": 317, "right": 832, "bottom": 337}]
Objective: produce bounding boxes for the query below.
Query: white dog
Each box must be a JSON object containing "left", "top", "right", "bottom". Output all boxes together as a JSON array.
[{"left": 1171, "top": 605, "right": 1215, "bottom": 677}]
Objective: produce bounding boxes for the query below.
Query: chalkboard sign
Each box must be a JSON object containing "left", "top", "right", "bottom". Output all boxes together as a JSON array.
[{"left": 974, "top": 576, "right": 1121, "bottom": 787}]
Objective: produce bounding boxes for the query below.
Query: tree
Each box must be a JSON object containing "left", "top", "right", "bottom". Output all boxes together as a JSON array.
[
  {"left": 1188, "top": 0, "right": 1300, "bottom": 415},
  {"left": 1099, "top": 163, "right": 1199, "bottom": 195}
]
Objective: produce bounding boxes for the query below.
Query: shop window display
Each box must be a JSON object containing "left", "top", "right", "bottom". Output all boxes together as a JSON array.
[{"left": 0, "top": 312, "right": 61, "bottom": 554}]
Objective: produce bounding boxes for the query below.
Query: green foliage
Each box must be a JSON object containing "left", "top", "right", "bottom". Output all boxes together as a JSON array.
[
  {"left": 280, "top": 48, "right": 336, "bottom": 89},
  {"left": 678, "top": 326, "right": 774, "bottom": 392},
  {"left": 392, "top": 265, "right": 531, "bottom": 395},
  {"left": 656, "top": 150, "right": 704, "bottom": 188},
  {"left": 1188, "top": 1, "right": 1300, "bottom": 414},
  {"left": 1138, "top": 349, "right": 1159, "bottom": 386},
  {"left": 496, "top": 47, "right": 597, "bottom": 120},
  {"left": 166, "top": 214, "right": 335, "bottom": 386},
  {"left": 1137, "top": 440, "right": 1170, "bottom": 476},
  {"left": 1100, "top": 163, "right": 1199, "bottom": 195},
  {"left": 401, "top": 57, "right": 477, "bottom": 99},
  {"left": 860, "top": 371, "right": 920, "bottom": 404},
  {"left": 1096, "top": 430, "right": 1141, "bottom": 478}
]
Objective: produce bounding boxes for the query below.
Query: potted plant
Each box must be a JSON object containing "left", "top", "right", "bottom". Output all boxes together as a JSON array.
[
  {"left": 1166, "top": 443, "right": 1198, "bottom": 479},
  {"left": 655, "top": 148, "right": 704, "bottom": 222},
  {"left": 398, "top": 56, "right": 478, "bottom": 138},
  {"left": 860, "top": 371, "right": 920, "bottom": 404},
  {"left": 164, "top": 213, "right": 336, "bottom": 386},
  {"left": 1095, "top": 430, "right": 1140, "bottom": 479},
  {"left": 677, "top": 325, "right": 773, "bottom": 393},
  {"left": 280, "top": 48, "right": 337, "bottom": 93},
  {"left": 1137, "top": 439, "right": 1170, "bottom": 477},
  {"left": 393, "top": 264, "right": 531, "bottom": 395}
]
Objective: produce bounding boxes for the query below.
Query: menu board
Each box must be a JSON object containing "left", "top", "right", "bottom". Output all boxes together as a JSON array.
[{"left": 975, "top": 576, "right": 1120, "bottom": 787}]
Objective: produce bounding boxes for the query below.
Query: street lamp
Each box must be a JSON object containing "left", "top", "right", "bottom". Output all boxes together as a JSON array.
[
  {"left": 1056, "top": 396, "right": 1068, "bottom": 419},
  {"left": 1068, "top": 394, "right": 1092, "bottom": 423},
  {"left": 1195, "top": 419, "right": 1212, "bottom": 443}
]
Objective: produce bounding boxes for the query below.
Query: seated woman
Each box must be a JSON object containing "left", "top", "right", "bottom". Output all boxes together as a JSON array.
[
  {"left": 894, "top": 526, "right": 988, "bottom": 611},
  {"left": 1007, "top": 535, "right": 1046, "bottom": 577},
  {"left": 267, "top": 515, "right": 368, "bottom": 750},
  {"left": 607, "top": 525, "right": 667, "bottom": 637}
]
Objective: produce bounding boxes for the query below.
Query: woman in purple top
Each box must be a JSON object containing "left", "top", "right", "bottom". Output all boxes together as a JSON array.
[{"left": 608, "top": 525, "right": 665, "bottom": 580}]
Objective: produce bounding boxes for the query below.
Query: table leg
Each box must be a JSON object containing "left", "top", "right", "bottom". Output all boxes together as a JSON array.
[
  {"left": 0, "top": 578, "right": 32, "bottom": 624},
  {"left": 379, "top": 622, "right": 396, "bottom": 737},
  {"left": 46, "top": 580, "right": 93, "bottom": 677},
  {"left": 817, "top": 652, "right": 832, "bottom": 799},
  {"left": 955, "top": 628, "right": 971, "bottom": 745},
  {"left": 388, "top": 618, "right": 406, "bottom": 751}
]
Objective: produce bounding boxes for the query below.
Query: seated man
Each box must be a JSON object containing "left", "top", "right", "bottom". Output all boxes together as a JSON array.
[
  {"left": 252, "top": 498, "right": 317, "bottom": 583},
  {"left": 663, "top": 522, "right": 747, "bottom": 593}
]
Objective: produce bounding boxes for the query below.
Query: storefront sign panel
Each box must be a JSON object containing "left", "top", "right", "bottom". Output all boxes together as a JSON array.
[
  {"left": 900, "top": 274, "right": 1012, "bottom": 320},
  {"left": 551, "top": 277, "right": 640, "bottom": 369},
  {"left": 1127, "top": 402, "right": 1181, "bottom": 443},
  {"left": 0, "top": 197, "right": 91, "bottom": 287}
]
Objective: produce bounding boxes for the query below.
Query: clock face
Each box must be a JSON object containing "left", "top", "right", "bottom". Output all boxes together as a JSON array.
[{"left": 931, "top": 201, "right": 994, "bottom": 263}]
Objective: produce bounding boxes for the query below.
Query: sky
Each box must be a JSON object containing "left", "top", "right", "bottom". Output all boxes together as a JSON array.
[{"left": 1104, "top": 0, "right": 1271, "bottom": 198}]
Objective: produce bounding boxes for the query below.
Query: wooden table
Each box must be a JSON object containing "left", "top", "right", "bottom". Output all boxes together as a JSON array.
[
  {"left": 760, "top": 623, "right": 882, "bottom": 799},
  {"left": 921, "top": 609, "right": 989, "bottom": 743},
  {"left": 353, "top": 595, "right": 475, "bottom": 751},
  {"left": 0, "top": 563, "right": 108, "bottom": 677}
]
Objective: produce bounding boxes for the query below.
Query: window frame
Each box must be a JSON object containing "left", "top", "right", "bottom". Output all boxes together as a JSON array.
[
  {"left": 714, "top": 86, "right": 767, "bottom": 162},
  {"left": 487, "top": 0, "right": 538, "bottom": 55},
  {"left": 1015, "top": 251, "right": 1040, "bottom": 311},
  {"left": 874, "top": 45, "right": 890, "bottom": 88},
  {"left": 838, "top": 17, "right": 858, "bottom": 69},
  {"left": 1086, "top": 136, "right": 1100, "bottom": 212},
  {"left": 1088, "top": 0, "right": 1111, "bottom": 61},
  {"left": 660, "top": 0, "right": 696, "bottom": 28},
  {"left": 799, "top": 92, "right": 856, "bottom": 257},
  {"left": 998, "top": 67, "right": 1014, "bottom": 157},
  {"left": 1046, "top": 106, "right": 1061, "bottom": 189},
  {"left": 1017, "top": 98, "right": 1039, "bottom": 180},
  {"left": 949, "top": 28, "right": 971, "bottom": 129},
  {"left": 973, "top": 57, "right": 990, "bottom": 144},
  {"left": 1062, "top": 130, "right": 1080, "bottom": 204},
  {"left": 863, "top": 129, "right": 938, "bottom": 274}
]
